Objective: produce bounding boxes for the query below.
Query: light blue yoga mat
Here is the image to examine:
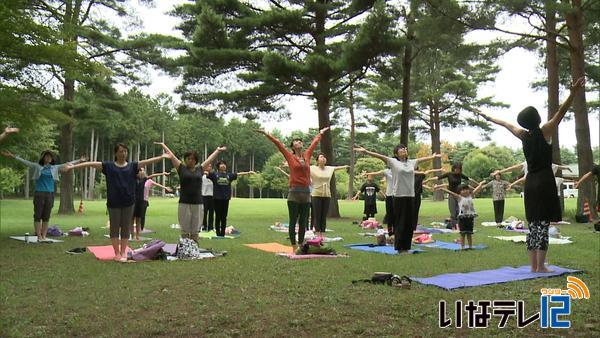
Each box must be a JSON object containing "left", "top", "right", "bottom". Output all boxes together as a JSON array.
[
  {"left": 345, "top": 244, "right": 425, "bottom": 255},
  {"left": 412, "top": 265, "right": 581, "bottom": 290},
  {"left": 416, "top": 241, "right": 487, "bottom": 251}
]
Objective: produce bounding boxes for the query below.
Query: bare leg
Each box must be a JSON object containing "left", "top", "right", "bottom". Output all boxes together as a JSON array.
[
  {"left": 460, "top": 234, "right": 466, "bottom": 249},
  {"left": 191, "top": 233, "right": 198, "bottom": 242},
  {"left": 466, "top": 234, "right": 473, "bottom": 249},
  {"left": 111, "top": 237, "right": 121, "bottom": 260},
  {"left": 536, "top": 250, "right": 553, "bottom": 273},
  {"left": 41, "top": 221, "right": 49, "bottom": 239},
  {"left": 33, "top": 221, "right": 41, "bottom": 238},
  {"left": 528, "top": 250, "right": 538, "bottom": 272},
  {"left": 134, "top": 217, "right": 141, "bottom": 240},
  {"left": 120, "top": 238, "right": 128, "bottom": 259}
]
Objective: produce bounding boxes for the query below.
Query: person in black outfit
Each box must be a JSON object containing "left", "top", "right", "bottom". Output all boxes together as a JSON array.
[
  {"left": 413, "top": 168, "right": 442, "bottom": 230},
  {"left": 208, "top": 160, "right": 254, "bottom": 237},
  {"left": 476, "top": 77, "right": 584, "bottom": 272},
  {"left": 353, "top": 175, "right": 381, "bottom": 220},
  {"left": 434, "top": 163, "right": 480, "bottom": 228}
]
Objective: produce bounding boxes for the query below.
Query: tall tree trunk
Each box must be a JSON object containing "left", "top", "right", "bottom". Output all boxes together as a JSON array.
[
  {"left": 249, "top": 152, "right": 254, "bottom": 198},
  {"left": 545, "top": 4, "right": 564, "bottom": 212},
  {"left": 315, "top": 0, "right": 340, "bottom": 217},
  {"left": 564, "top": 0, "right": 596, "bottom": 218},
  {"left": 400, "top": 5, "right": 415, "bottom": 146},
  {"left": 58, "top": 0, "right": 81, "bottom": 214},
  {"left": 347, "top": 85, "right": 356, "bottom": 200},
  {"left": 24, "top": 169, "right": 29, "bottom": 199},
  {"left": 430, "top": 110, "right": 443, "bottom": 201}
]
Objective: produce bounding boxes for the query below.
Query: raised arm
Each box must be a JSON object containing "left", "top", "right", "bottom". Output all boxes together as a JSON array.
[
  {"left": 415, "top": 153, "right": 442, "bottom": 164},
  {"left": 434, "top": 185, "right": 460, "bottom": 199},
  {"left": 201, "top": 146, "right": 226, "bottom": 168},
  {"left": 353, "top": 146, "right": 388, "bottom": 163},
  {"left": 475, "top": 111, "right": 526, "bottom": 139},
  {"left": 154, "top": 142, "right": 182, "bottom": 169},
  {"left": 256, "top": 129, "right": 292, "bottom": 161},
  {"left": 542, "top": 77, "right": 585, "bottom": 138},
  {"left": 276, "top": 166, "right": 290, "bottom": 178},
  {"left": 139, "top": 152, "right": 170, "bottom": 168},
  {"left": 1, "top": 151, "right": 37, "bottom": 169},
  {"left": 575, "top": 171, "right": 594, "bottom": 188},
  {"left": 472, "top": 181, "right": 486, "bottom": 196},
  {"left": 304, "top": 127, "right": 328, "bottom": 159},
  {"left": 0, "top": 127, "right": 19, "bottom": 143},
  {"left": 508, "top": 177, "right": 526, "bottom": 190},
  {"left": 147, "top": 171, "right": 170, "bottom": 180}
]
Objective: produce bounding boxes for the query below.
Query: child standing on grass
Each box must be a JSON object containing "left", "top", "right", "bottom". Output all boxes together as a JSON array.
[
  {"left": 435, "top": 182, "right": 485, "bottom": 250},
  {"left": 352, "top": 174, "right": 382, "bottom": 221}
]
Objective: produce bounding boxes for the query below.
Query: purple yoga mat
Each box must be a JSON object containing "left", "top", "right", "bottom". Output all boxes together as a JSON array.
[{"left": 412, "top": 265, "right": 581, "bottom": 290}]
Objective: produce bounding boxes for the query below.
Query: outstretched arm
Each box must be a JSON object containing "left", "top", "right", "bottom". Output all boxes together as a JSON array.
[
  {"left": 415, "top": 153, "right": 442, "bottom": 164},
  {"left": 237, "top": 171, "right": 255, "bottom": 176},
  {"left": 542, "top": 77, "right": 585, "bottom": 138},
  {"left": 434, "top": 185, "right": 460, "bottom": 199},
  {"left": 255, "top": 129, "right": 292, "bottom": 162},
  {"left": 154, "top": 142, "right": 182, "bottom": 169},
  {"left": 424, "top": 168, "right": 444, "bottom": 175},
  {"left": 1, "top": 151, "right": 38, "bottom": 169},
  {"left": 64, "top": 161, "right": 103, "bottom": 171},
  {"left": 354, "top": 146, "right": 388, "bottom": 163},
  {"left": 475, "top": 111, "right": 526, "bottom": 139},
  {"left": 147, "top": 171, "right": 170, "bottom": 180},
  {"left": 472, "top": 182, "right": 486, "bottom": 196},
  {"left": 201, "top": 146, "right": 226, "bottom": 169},
  {"left": 0, "top": 127, "right": 19, "bottom": 143},
  {"left": 361, "top": 169, "right": 384, "bottom": 177},
  {"left": 575, "top": 171, "right": 594, "bottom": 188},
  {"left": 149, "top": 180, "right": 173, "bottom": 193},
  {"left": 139, "top": 153, "right": 170, "bottom": 168},
  {"left": 334, "top": 165, "right": 350, "bottom": 171},
  {"left": 493, "top": 163, "right": 525, "bottom": 176},
  {"left": 508, "top": 177, "right": 526, "bottom": 189}
]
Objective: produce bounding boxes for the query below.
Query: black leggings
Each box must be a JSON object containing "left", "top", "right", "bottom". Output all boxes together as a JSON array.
[
  {"left": 493, "top": 200, "right": 505, "bottom": 224},
  {"left": 384, "top": 196, "right": 394, "bottom": 234},
  {"left": 288, "top": 201, "right": 310, "bottom": 245},
  {"left": 393, "top": 197, "right": 415, "bottom": 251},
  {"left": 214, "top": 199, "right": 230, "bottom": 237},
  {"left": 413, "top": 195, "right": 422, "bottom": 231},
  {"left": 203, "top": 195, "right": 215, "bottom": 231},
  {"left": 311, "top": 197, "right": 330, "bottom": 233}
]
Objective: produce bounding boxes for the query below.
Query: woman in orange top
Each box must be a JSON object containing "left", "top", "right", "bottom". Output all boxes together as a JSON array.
[{"left": 257, "top": 127, "right": 329, "bottom": 249}]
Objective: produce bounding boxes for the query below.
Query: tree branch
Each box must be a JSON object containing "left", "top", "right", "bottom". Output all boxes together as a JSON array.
[{"left": 80, "top": 0, "right": 96, "bottom": 25}]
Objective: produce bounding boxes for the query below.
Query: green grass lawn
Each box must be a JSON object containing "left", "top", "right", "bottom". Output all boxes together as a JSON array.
[{"left": 0, "top": 197, "right": 598, "bottom": 337}]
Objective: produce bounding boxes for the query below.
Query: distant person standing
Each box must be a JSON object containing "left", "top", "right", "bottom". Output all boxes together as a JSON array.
[
  {"left": 202, "top": 163, "right": 215, "bottom": 232},
  {"left": 353, "top": 175, "right": 381, "bottom": 220},
  {"left": 482, "top": 172, "right": 511, "bottom": 225}
]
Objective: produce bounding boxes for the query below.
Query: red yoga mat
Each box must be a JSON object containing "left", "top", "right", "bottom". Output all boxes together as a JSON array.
[{"left": 87, "top": 245, "right": 132, "bottom": 261}]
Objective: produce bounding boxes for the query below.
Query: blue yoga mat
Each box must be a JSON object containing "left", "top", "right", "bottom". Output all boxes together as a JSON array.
[
  {"left": 412, "top": 265, "right": 581, "bottom": 290},
  {"left": 416, "top": 227, "right": 455, "bottom": 234},
  {"left": 416, "top": 241, "right": 487, "bottom": 251},
  {"left": 345, "top": 244, "right": 425, "bottom": 255}
]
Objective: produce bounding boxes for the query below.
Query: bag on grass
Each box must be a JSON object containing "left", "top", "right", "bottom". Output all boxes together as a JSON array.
[
  {"left": 132, "top": 239, "right": 166, "bottom": 261},
  {"left": 47, "top": 225, "right": 63, "bottom": 237},
  {"left": 176, "top": 238, "right": 214, "bottom": 260}
]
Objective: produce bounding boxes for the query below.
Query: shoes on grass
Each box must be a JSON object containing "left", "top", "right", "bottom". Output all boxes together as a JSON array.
[{"left": 66, "top": 247, "right": 87, "bottom": 254}]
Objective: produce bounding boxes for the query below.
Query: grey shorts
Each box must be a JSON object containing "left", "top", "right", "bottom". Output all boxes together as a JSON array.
[
  {"left": 178, "top": 203, "right": 203, "bottom": 234},
  {"left": 108, "top": 205, "right": 135, "bottom": 239},
  {"left": 33, "top": 192, "right": 54, "bottom": 222}
]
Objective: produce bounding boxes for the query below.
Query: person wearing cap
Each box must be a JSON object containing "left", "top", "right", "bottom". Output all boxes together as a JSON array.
[
  {"left": 0, "top": 150, "right": 86, "bottom": 241},
  {"left": 475, "top": 77, "right": 584, "bottom": 272},
  {"left": 354, "top": 144, "right": 441, "bottom": 253}
]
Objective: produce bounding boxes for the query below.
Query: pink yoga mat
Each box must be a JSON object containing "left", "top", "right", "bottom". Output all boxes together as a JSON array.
[{"left": 88, "top": 245, "right": 132, "bottom": 261}]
